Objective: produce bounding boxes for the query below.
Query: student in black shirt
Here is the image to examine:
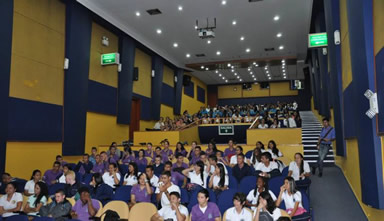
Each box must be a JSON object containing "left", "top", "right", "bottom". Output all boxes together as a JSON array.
[{"left": 232, "top": 153, "right": 252, "bottom": 183}]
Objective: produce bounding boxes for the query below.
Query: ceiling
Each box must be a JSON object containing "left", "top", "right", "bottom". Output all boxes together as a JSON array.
[{"left": 77, "top": 0, "right": 313, "bottom": 85}]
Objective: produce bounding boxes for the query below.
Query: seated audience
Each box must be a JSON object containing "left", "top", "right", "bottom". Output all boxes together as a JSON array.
[
  {"left": 175, "top": 142, "right": 187, "bottom": 157},
  {"left": 53, "top": 164, "right": 69, "bottom": 184},
  {"left": 24, "top": 169, "right": 42, "bottom": 196},
  {"left": 153, "top": 155, "right": 165, "bottom": 177},
  {"left": 123, "top": 162, "right": 140, "bottom": 186},
  {"left": 0, "top": 182, "right": 23, "bottom": 218},
  {"left": 230, "top": 146, "right": 246, "bottom": 167},
  {"left": 224, "top": 139, "right": 236, "bottom": 161},
  {"left": 186, "top": 141, "right": 198, "bottom": 161},
  {"left": 225, "top": 192, "right": 253, "bottom": 221},
  {"left": 205, "top": 141, "right": 218, "bottom": 156},
  {"left": 145, "top": 165, "right": 159, "bottom": 188},
  {"left": 71, "top": 187, "right": 100, "bottom": 221},
  {"left": 100, "top": 151, "right": 109, "bottom": 169},
  {"left": 267, "top": 140, "right": 283, "bottom": 159},
  {"left": 75, "top": 154, "right": 93, "bottom": 175},
  {"left": 102, "top": 163, "right": 120, "bottom": 189},
  {"left": 189, "top": 146, "right": 202, "bottom": 165},
  {"left": 246, "top": 177, "right": 276, "bottom": 211},
  {"left": 89, "top": 147, "right": 98, "bottom": 165},
  {"left": 144, "top": 143, "right": 154, "bottom": 158},
  {"left": 56, "top": 155, "right": 68, "bottom": 168},
  {"left": 232, "top": 153, "right": 253, "bottom": 183},
  {"left": 155, "top": 171, "right": 181, "bottom": 208},
  {"left": 151, "top": 191, "right": 188, "bottom": 221},
  {"left": 208, "top": 163, "right": 228, "bottom": 195},
  {"left": 152, "top": 147, "right": 162, "bottom": 164},
  {"left": 248, "top": 147, "right": 262, "bottom": 170},
  {"left": 276, "top": 177, "right": 306, "bottom": 218},
  {"left": 258, "top": 119, "right": 269, "bottom": 129},
  {"left": 173, "top": 153, "right": 189, "bottom": 172},
  {"left": 208, "top": 155, "right": 228, "bottom": 175},
  {"left": 0, "top": 173, "right": 16, "bottom": 194},
  {"left": 288, "top": 153, "right": 311, "bottom": 184},
  {"left": 256, "top": 141, "right": 266, "bottom": 151},
  {"left": 215, "top": 151, "right": 229, "bottom": 166},
  {"left": 255, "top": 152, "right": 280, "bottom": 178},
  {"left": 253, "top": 191, "right": 281, "bottom": 221},
  {"left": 40, "top": 189, "right": 72, "bottom": 219},
  {"left": 270, "top": 119, "right": 281, "bottom": 128},
  {"left": 182, "top": 161, "right": 209, "bottom": 189},
  {"left": 64, "top": 170, "right": 83, "bottom": 199},
  {"left": 43, "top": 161, "right": 62, "bottom": 186},
  {"left": 107, "top": 145, "right": 120, "bottom": 164},
  {"left": 161, "top": 140, "right": 173, "bottom": 162},
  {"left": 91, "top": 154, "right": 105, "bottom": 174},
  {"left": 24, "top": 181, "right": 48, "bottom": 217},
  {"left": 130, "top": 173, "right": 153, "bottom": 205},
  {"left": 153, "top": 117, "right": 165, "bottom": 130},
  {"left": 164, "top": 161, "right": 185, "bottom": 187},
  {"left": 89, "top": 173, "right": 113, "bottom": 204},
  {"left": 122, "top": 147, "right": 135, "bottom": 165},
  {"left": 190, "top": 188, "right": 221, "bottom": 221},
  {"left": 135, "top": 149, "right": 148, "bottom": 166}
]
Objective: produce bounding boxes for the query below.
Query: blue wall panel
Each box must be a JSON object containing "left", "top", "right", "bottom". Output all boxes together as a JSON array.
[
  {"left": 342, "top": 84, "right": 356, "bottom": 139},
  {"left": 8, "top": 98, "right": 62, "bottom": 141},
  {"left": 161, "top": 83, "right": 175, "bottom": 107},
  {"left": 132, "top": 93, "right": 152, "bottom": 121},
  {"left": 376, "top": 48, "right": 384, "bottom": 133},
  {"left": 184, "top": 82, "right": 194, "bottom": 98},
  {"left": 197, "top": 86, "right": 205, "bottom": 103},
  {"left": 87, "top": 80, "right": 117, "bottom": 115}
]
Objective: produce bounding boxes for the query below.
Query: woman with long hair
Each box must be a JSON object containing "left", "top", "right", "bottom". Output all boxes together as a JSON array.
[
  {"left": 267, "top": 140, "right": 283, "bottom": 159},
  {"left": 248, "top": 147, "right": 262, "bottom": 170},
  {"left": 276, "top": 177, "right": 306, "bottom": 217},
  {"left": 206, "top": 140, "right": 218, "bottom": 156},
  {"left": 123, "top": 162, "right": 140, "bottom": 186},
  {"left": 182, "top": 160, "right": 209, "bottom": 190},
  {"left": 288, "top": 153, "right": 311, "bottom": 185},
  {"left": 175, "top": 142, "right": 187, "bottom": 157},
  {"left": 122, "top": 147, "right": 135, "bottom": 165},
  {"left": 246, "top": 177, "right": 276, "bottom": 211},
  {"left": 256, "top": 141, "right": 265, "bottom": 151},
  {"left": 24, "top": 181, "right": 48, "bottom": 217},
  {"left": 135, "top": 149, "right": 148, "bottom": 166},
  {"left": 208, "top": 163, "right": 228, "bottom": 195},
  {"left": 24, "top": 170, "right": 42, "bottom": 196},
  {"left": 130, "top": 173, "right": 153, "bottom": 206},
  {"left": 253, "top": 191, "right": 282, "bottom": 221}
]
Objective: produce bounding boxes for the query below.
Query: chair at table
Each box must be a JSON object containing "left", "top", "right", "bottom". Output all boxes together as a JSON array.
[{"left": 128, "top": 202, "right": 157, "bottom": 221}]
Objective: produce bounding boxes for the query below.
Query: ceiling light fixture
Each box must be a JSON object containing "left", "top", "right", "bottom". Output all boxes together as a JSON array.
[
  {"left": 276, "top": 33, "right": 282, "bottom": 38},
  {"left": 221, "top": 0, "right": 227, "bottom": 5},
  {"left": 186, "top": 53, "right": 190, "bottom": 58},
  {"left": 216, "top": 51, "right": 221, "bottom": 55},
  {"left": 173, "top": 43, "right": 178, "bottom": 48},
  {"left": 274, "top": 15, "right": 280, "bottom": 21},
  {"left": 219, "top": 74, "right": 222, "bottom": 77},
  {"left": 237, "top": 76, "right": 240, "bottom": 79},
  {"left": 247, "top": 68, "right": 251, "bottom": 71},
  {"left": 250, "top": 72, "right": 253, "bottom": 74},
  {"left": 282, "top": 59, "right": 285, "bottom": 63},
  {"left": 267, "top": 74, "right": 271, "bottom": 77},
  {"left": 178, "top": 6, "right": 183, "bottom": 11},
  {"left": 254, "top": 78, "right": 257, "bottom": 81},
  {"left": 215, "top": 70, "right": 219, "bottom": 73},
  {"left": 234, "top": 73, "right": 237, "bottom": 76},
  {"left": 201, "top": 66, "right": 204, "bottom": 69},
  {"left": 194, "top": 25, "right": 198, "bottom": 29},
  {"left": 240, "top": 36, "right": 245, "bottom": 41},
  {"left": 268, "top": 77, "right": 272, "bottom": 80},
  {"left": 205, "top": 67, "right": 209, "bottom": 71},
  {"left": 255, "top": 64, "right": 259, "bottom": 67},
  {"left": 240, "top": 79, "right": 243, "bottom": 82},
  {"left": 207, "top": 40, "right": 211, "bottom": 44},
  {"left": 246, "top": 48, "right": 251, "bottom": 53},
  {"left": 283, "top": 69, "right": 286, "bottom": 72},
  {"left": 156, "top": 29, "right": 162, "bottom": 34},
  {"left": 135, "top": 11, "right": 141, "bottom": 16},
  {"left": 266, "top": 71, "right": 269, "bottom": 73},
  {"left": 264, "top": 66, "right": 268, "bottom": 70},
  {"left": 231, "top": 69, "right": 234, "bottom": 72},
  {"left": 252, "top": 75, "right": 255, "bottom": 77},
  {"left": 279, "top": 45, "right": 284, "bottom": 50},
  {"left": 225, "top": 80, "right": 228, "bottom": 82},
  {"left": 232, "top": 20, "right": 237, "bottom": 25},
  {"left": 222, "top": 77, "right": 225, "bottom": 80},
  {"left": 227, "top": 63, "right": 231, "bottom": 67},
  {"left": 253, "top": 62, "right": 256, "bottom": 65},
  {"left": 283, "top": 76, "right": 287, "bottom": 79}
]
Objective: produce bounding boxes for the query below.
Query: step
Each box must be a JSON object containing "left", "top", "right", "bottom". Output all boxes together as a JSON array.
[
  {"left": 304, "top": 156, "right": 334, "bottom": 161},
  {"left": 304, "top": 149, "right": 334, "bottom": 152},
  {"left": 302, "top": 137, "right": 320, "bottom": 139},
  {"left": 304, "top": 154, "right": 334, "bottom": 158}
]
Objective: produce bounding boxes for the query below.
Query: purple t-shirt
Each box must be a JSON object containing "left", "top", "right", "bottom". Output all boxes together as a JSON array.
[
  {"left": 172, "top": 162, "right": 188, "bottom": 170},
  {"left": 122, "top": 156, "right": 135, "bottom": 164},
  {"left": 175, "top": 149, "right": 187, "bottom": 157},
  {"left": 92, "top": 163, "right": 105, "bottom": 174},
  {"left": 161, "top": 149, "right": 173, "bottom": 162},
  {"left": 135, "top": 158, "right": 148, "bottom": 166},
  {"left": 108, "top": 155, "right": 120, "bottom": 164},
  {"left": 130, "top": 184, "right": 151, "bottom": 203},
  {"left": 144, "top": 150, "right": 153, "bottom": 158},
  {"left": 190, "top": 155, "right": 200, "bottom": 165},
  {"left": 43, "top": 169, "right": 61, "bottom": 185},
  {"left": 171, "top": 172, "right": 185, "bottom": 186},
  {"left": 224, "top": 147, "right": 236, "bottom": 157},
  {"left": 72, "top": 199, "right": 100, "bottom": 221},
  {"left": 191, "top": 202, "right": 221, "bottom": 221}
]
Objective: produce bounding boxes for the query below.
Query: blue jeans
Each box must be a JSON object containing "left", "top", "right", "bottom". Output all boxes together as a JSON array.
[{"left": 317, "top": 143, "right": 330, "bottom": 173}]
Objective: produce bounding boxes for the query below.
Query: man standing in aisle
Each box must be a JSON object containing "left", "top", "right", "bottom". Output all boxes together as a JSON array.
[{"left": 312, "top": 118, "right": 335, "bottom": 177}]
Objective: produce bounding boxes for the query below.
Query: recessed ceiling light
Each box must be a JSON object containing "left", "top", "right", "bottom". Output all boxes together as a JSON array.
[
  {"left": 247, "top": 68, "right": 251, "bottom": 71},
  {"left": 283, "top": 70, "right": 286, "bottom": 72},
  {"left": 222, "top": 77, "right": 225, "bottom": 80},
  {"left": 205, "top": 67, "right": 209, "bottom": 71},
  {"left": 186, "top": 53, "right": 190, "bottom": 58},
  {"left": 234, "top": 73, "right": 237, "bottom": 76},
  {"left": 253, "top": 62, "right": 256, "bottom": 65},
  {"left": 274, "top": 15, "right": 280, "bottom": 21},
  {"left": 178, "top": 6, "right": 183, "bottom": 11},
  {"left": 227, "top": 63, "right": 231, "bottom": 67},
  {"left": 135, "top": 11, "right": 141, "bottom": 17},
  {"left": 252, "top": 75, "right": 255, "bottom": 77},
  {"left": 207, "top": 40, "right": 211, "bottom": 44},
  {"left": 219, "top": 74, "right": 222, "bottom": 77},
  {"left": 254, "top": 78, "right": 257, "bottom": 81},
  {"left": 156, "top": 29, "right": 162, "bottom": 34},
  {"left": 282, "top": 59, "right": 285, "bottom": 63},
  {"left": 173, "top": 43, "right": 178, "bottom": 48},
  {"left": 237, "top": 76, "right": 240, "bottom": 79},
  {"left": 221, "top": 0, "right": 227, "bottom": 5},
  {"left": 240, "top": 36, "right": 245, "bottom": 41},
  {"left": 232, "top": 20, "right": 237, "bottom": 25},
  {"left": 267, "top": 74, "right": 271, "bottom": 77},
  {"left": 255, "top": 64, "right": 259, "bottom": 67},
  {"left": 195, "top": 25, "right": 198, "bottom": 29},
  {"left": 268, "top": 77, "right": 272, "bottom": 80},
  {"left": 279, "top": 45, "right": 284, "bottom": 50},
  {"left": 201, "top": 66, "right": 204, "bottom": 69},
  {"left": 215, "top": 70, "right": 219, "bottom": 73},
  {"left": 246, "top": 48, "right": 251, "bottom": 53},
  {"left": 266, "top": 71, "right": 269, "bottom": 73},
  {"left": 283, "top": 76, "right": 287, "bottom": 79},
  {"left": 264, "top": 66, "right": 268, "bottom": 70},
  {"left": 231, "top": 69, "right": 234, "bottom": 72},
  {"left": 250, "top": 72, "right": 253, "bottom": 74},
  {"left": 216, "top": 51, "right": 221, "bottom": 55},
  {"left": 240, "top": 79, "right": 243, "bottom": 82},
  {"left": 231, "top": 66, "right": 234, "bottom": 69},
  {"left": 276, "top": 33, "right": 282, "bottom": 38},
  {"left": 225, "top": 80, "right": 228, "bottom": 82}
]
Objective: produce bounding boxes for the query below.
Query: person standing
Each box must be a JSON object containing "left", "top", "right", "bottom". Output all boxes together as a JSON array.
[{"left": 312, "top": 118, "right": 335, "bottom": 177}]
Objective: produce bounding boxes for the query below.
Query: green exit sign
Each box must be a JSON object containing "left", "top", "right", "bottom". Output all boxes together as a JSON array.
[
  {"left": 101, "top": 53, "right": 120, "bottom": 65},
  {"left": 218, "top": 125, "right": 234, "bottom": 135},
  {"left": 308, "top": 33, "right": 328, "bottom": 48}
]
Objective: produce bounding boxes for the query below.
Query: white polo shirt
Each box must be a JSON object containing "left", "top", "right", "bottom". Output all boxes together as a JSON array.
[
  {"left": 282, "top": 191, "right": 303, "bottom": 210},
  {"left": 267, "top": 149, "right": 283, "bottom": 159},
  {"left": 155, "top": 182, "right": 181, "bottom": 207},
  {"left": 150, "top": 175, "right": 159, "bottom": 187},
  {"left": 247, "top": 189, "right": 276, "bottom": 211},
  {"left": 24, "top": 180, "right": 36, "bottom": 194},
  {"left": 123, "top": 174, "right": 139, "bottom": 186},
  {"left": 288, "top": 161, "right": 310, "bottom": 181},
  {"left": 102, "top": 172, "right": 121, "bottom": 188},
  {"left": 255, "top": 162, "right": 279, "bottom": 173},
  {"left": 225, "top": 207, "right": 253, "bottom": 221},
  {"left": 188, "top": 171, "right": 209, "bottom": 188},
  {"left": 0, "top": 192, "right": 23, "bottom": 217},
  {"left": 158, "top": 205, "right": 189, "bottom": 221},
  {"left": 212, "top": 175, "right": 229, "bottom": 188}
]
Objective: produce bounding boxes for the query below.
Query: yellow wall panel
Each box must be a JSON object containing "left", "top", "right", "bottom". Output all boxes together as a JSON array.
[
  {"left": 14, "top": 0, "right": 66, "bottom": 35},
  {"left": 243, "top": 83, "right": 270, "bottom": 98},
  {"left": 247, "top": 128, "right": 302, "bottom": 145},
  {"left": 340, "top": 0, "right": 349, "bottom": 42},
  {"left": 134, "top": 131, "right": 180, "bottom": 146},
  {"left": 218, "top": 85, "right": 242, "bottom": 99},
  {"left": 85, "top": 112, "right": 129, "bottom": 153},
  {"left": 270, "top": 82, "right": 298, "bottom": 96},
  {"left": 342, "top": 34, "right": 353, "bottom": 90},
  {"left": 6, "top": 142, "right": 62, "bottom": 180},
  {"left": 160, "top": 104, "right": 175, "bottom": 119},
  {"left": 163, "top": 65, "right": 175, "bottom": 87},
  {"left": 374, "top": 0, "right": 384, "bottom": 55},
  {"left": 89, "top": 23, "right": 119, "bottom": 88},
  {"left": 133, "top": 49, "right": 152, "bottom": 97},
  {"left": 139, "top": 120, "right": 157, "bottom": 132}
]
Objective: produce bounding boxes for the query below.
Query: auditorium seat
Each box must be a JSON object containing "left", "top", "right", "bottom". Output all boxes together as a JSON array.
[
  {"left": 282, "top": 167, "right": 289, "bottom": 177},
  {"left": 67, "top": 197, "right": 76, "bottom": 206},
  {"left": 119, "top": 164, "right": 128, "bottom": 176},
  {"left": 99, "top": 201, "right": 129, "bottom": 221},
  {"left": 82, "top": 173, "right": 93, "bottom": 185},
  {"left": 217, "top": 188, "right": 238, "bottom": 215},
  {"left": 112, "top": 185, "right": 132, "bottom": 203},
  {"left": 66, "top": 163, "right": 77, "bottom": 171},
  {"left": 180, "top": 188, "right": 189, "bottom": 205},
  {"left": 228, "top": 175, "right": 238, "bottom": 189},
  {"left": 129, "top": 202, "right": 157, "bottom": 221},
  {"left": 239, "top": 176, "right": 257, "bottom": 195},
  {"left": 245, "top": 150, "right": 253, "bottom": 159},
  {"left": 268, "top": 176, "right": 285, "bottom": 196},
  {"left": 32, "top": 217, "right": 55, "bottom": 221},
  {"left": 138, "top": 164, "right": 146, "bottom": 173},
  {"left": 5, "top": 215, "right": 28, "bottom": 221},
  {"left": 48, "top": 183, "right": 65, "bottom": 195}
]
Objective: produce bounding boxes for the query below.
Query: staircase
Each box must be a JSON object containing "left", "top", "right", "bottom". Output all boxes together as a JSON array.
[{"left": 299, "top": 111, "right": 335, "bottom": 166}]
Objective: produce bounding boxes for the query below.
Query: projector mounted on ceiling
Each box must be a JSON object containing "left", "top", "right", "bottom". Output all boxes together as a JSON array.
[{"left": 196, "top": 18, "right": 216, "bottom": 39}]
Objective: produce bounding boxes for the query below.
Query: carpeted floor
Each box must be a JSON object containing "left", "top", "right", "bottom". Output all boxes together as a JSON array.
[{"left": 309, "top": 166, "right": 367, "bottom": 221}]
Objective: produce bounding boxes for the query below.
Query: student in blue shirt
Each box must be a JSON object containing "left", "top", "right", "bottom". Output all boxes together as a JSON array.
[{"left": 312, "top": 118, "right": 336, "bottom": 177}]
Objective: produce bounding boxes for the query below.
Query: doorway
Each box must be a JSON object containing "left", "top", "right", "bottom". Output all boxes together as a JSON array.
[{"left": 130, "top": 97, "right": 141, "bottom": 140}]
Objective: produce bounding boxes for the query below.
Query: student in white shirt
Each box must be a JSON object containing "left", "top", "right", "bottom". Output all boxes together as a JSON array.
[
  {"left": 0, "top": 182, "right": 23, "bottom": 218},
  {"left": 258, "top": 119, "right": 269, "bottom": 129},
  {"left": 151, "top": 192, "right": 188, "bottom": 221},
  {"left": 246, "top": 177, "right": 276, "bottom": 211},
  {"left": 253, "top": 191, "right": 281, "bottom": 221},
  {"left": 208, "top": 164, "right": 229, "bottom": 193},
  {"left": 123, "top": 162, "right": 140, "bottom": 186},
  {"left": 247, "top": 147, "right": 262, "bottom": 170},
  {"left": 276, "top": 177, "right": 306, "bottom": 218},
  {"left": 145, "top": 165, "right": 159, "bottom": 188},
  {"left": 155, "top": 171, "right": 181, "bottom": 208},
  {"left": 23, "top": 181, "right": 48, "bottom": 216},
  {"left": 153, "top": 117, "right": 164, "bottom": 130},
  {"left": 230, "top": 146, "right": 246, "bottom": 167},
  {"left": 102, "top": 163, "right": 121, "bottom": 189},
  {"left": 267, "top": 140, "right": 283, "bottom": 159},
  {"left": 182, "top": 161, "right": 209, "bottom": 189},
  {"left": 255, "top": 152, "right": 279, "bottom": 177},
  {"left": 24, "top": 169, "right": 42, "bottom": 196},
  {"left": 288, "top": 114, "right": 297, "bottom": 128},
  {"left": 288, "top": 153, "right": 311, "bottom": 182},
  {"left": 225, "top": 192, "right": 253, "bottom": 221}
]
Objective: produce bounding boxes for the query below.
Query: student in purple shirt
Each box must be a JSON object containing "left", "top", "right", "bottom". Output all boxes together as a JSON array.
[
  {"left": 224, "top": 139, "right": 236, "bottom": 162},
  {"left": 71, "top": 187, "right": 100, "bottom": 221},
  {"left": 190, "top": 146, "right": 202, "bottom": 165},
  {"left": 175, "top": 142, "right": 187, "bottom": 157},
  {"left": 187, "top": 141, "right": 198, "bottom": 161},
  {"left": 107, "top": 146, "right": 120, "bottom": 164},
  {"left": 89, "top": 147, "right": 98, "bottom": 166},
  {"left": 161, "top": 140, "right": 173, "bottom": 162},
  {"left": 172, "top": 153, "right": 188, "bottom": 172},
  {"left": 43, "top": 161, "right": 62, "bottom": 186},
  {"left": 135, "top": 149, "right": 148, "bottom": 166},
  {"left": 190, "top": 188, "right": 221, "bottom": 221},
  {"left": 145, "top": 143, "right": 154, "bottom": 158},
  {"left": 75, "top": 154, "right": 93, "bottom": 175},
  {"left": 91, "top": 155, "right": 105, "bottom": 174},
  {"left": 164, "top": 161, "right": 185, "bottom": 187},
  {"left": 152, "top": 147, "right": 163, "bottom": 164},
  {"left": 130, "top": 173, "right": 153, "bottom": 206},
  {"left": 205, "top": 141, "right": 218, "bottom": 157},
  {"left": 99, "top": 152, "right": 109, "bottom": 170},
  {"left": 122, "top": 147, "right": 135, "bottom": 165}
]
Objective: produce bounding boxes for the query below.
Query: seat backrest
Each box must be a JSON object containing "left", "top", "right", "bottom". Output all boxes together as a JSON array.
[
  {"left": 95, "top": 200, "right": 104, "bottom": 217},
  {"left": 268, "top": 176, "right": 285, "bottom": 196},
  {"left": 82, "top": 173, "right": 93, "bottom": 185},
  {"left": 282, "top": 167, "right": 289, "bottom": 177},
  {"left": 67, "top": 197, "right": 76, "bottom": 206},
  {"left": 280, "top": 209, "right": 291, "bottom": 218},
  {"left": 217, "top": 189, "right": 237, "bottom": 215},
  {"left": 22, "top": 195, "right": 29, "bottom": 209},
  {"left": 101, "top": 200, "right": 129, "bottom": 221},
  {"left": 300, "top": 190, "right": 310, "bottom": 211},
  {"left": 239, "top": 176, "right": 257, "bottom": 194},
  {"left": 119, "top": 164, "right": 129, "bottom": 176},
  {"left": 112, "top": 185, "right": 132, "bottom": 203},
  {"left": 228, "top": 175, "right": 238, "bottom": 189},
  {"left": 245, "top": 150, "right": 253, "bottom": 159},
  {"left": 128, "top": 202, "right": 157, "bottom": 221},
  {"left": 138, "top": 165, "right": 146, "bottom": 173},
  {"left": 180, "top": 188, "right": 189, "bottom": 205},
  {"left": 6, "top": 215, "right": 29, "bottom": 221},
  {"left": 48, "top": 183, "right": 65, "bottom": 195}
]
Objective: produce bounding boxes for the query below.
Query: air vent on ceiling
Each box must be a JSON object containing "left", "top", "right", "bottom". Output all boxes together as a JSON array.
[
  {"left": 264, "top": 47, "right": 275, "bottom": 51},
  {"left": 146, "top": 9, "right": 162, "bottom": 15},
  {"left": 195, "top": 53, "right": 206, "bottom": 57},
  {"left": 249, "top": 0, "right": 263, "bottom": 2}
]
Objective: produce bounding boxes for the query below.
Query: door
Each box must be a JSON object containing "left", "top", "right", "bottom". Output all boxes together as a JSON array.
[{"left": 130, "top": 98, "right": 141, "bottom": 140}]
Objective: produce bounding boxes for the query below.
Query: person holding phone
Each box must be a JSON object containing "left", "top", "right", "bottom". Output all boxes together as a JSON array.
[{"left": 102, "top": 163, "right": 120, "bottom": 189}]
